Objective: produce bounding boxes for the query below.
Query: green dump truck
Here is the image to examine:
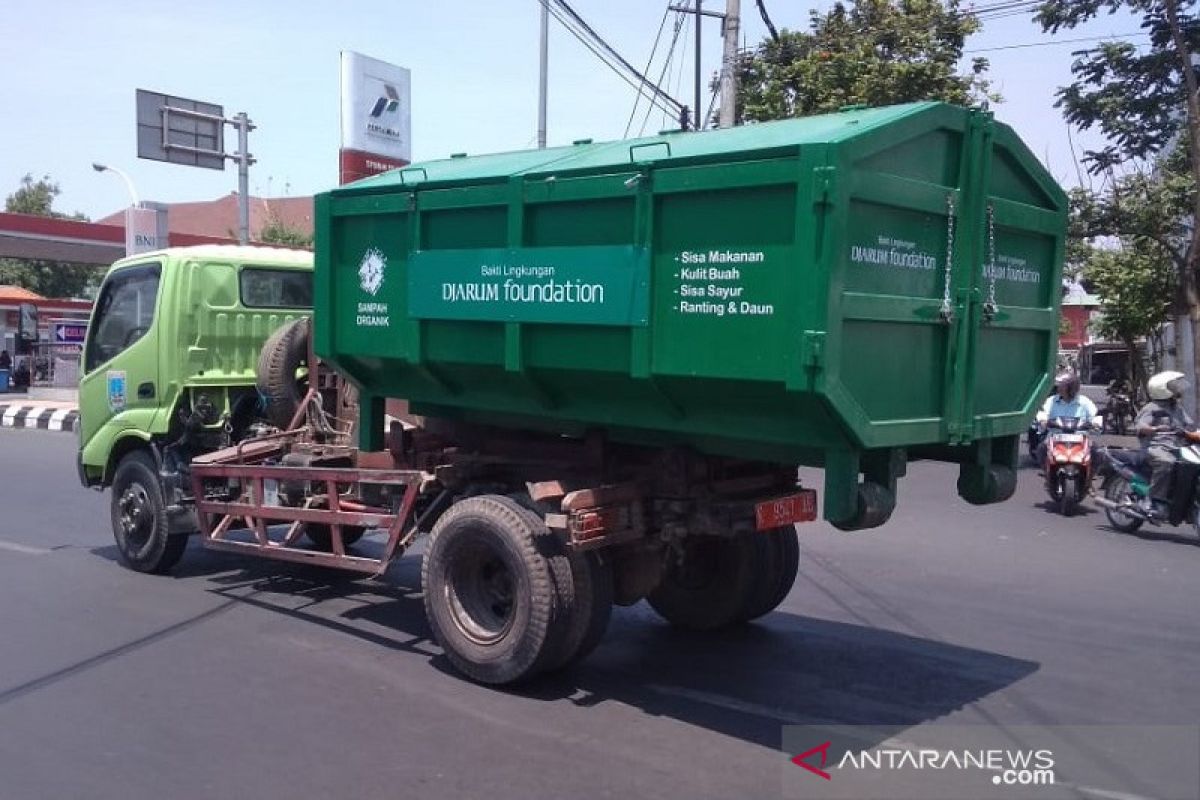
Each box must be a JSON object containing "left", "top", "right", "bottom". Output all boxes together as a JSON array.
[{"left": 81, "top": 102, "right": 1066, "bottom": 684}]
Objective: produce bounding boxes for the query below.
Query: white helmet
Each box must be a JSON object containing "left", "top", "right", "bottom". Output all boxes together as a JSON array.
[{"left": 1148, "top": 370, "right": 1189, "bottom": 401}]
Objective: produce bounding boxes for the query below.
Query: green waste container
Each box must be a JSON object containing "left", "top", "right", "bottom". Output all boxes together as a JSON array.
[{"left": 314, "top": 102, "right": 1067, "bottom": 527}]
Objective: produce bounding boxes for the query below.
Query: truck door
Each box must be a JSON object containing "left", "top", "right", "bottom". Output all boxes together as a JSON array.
[{"left": 78, "top": 263, "right": 163, "bottom": 450}]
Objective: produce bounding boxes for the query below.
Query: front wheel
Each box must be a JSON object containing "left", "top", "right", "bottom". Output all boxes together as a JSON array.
[
  {"left": 1057, "top": 475, "right": 1079, "bottom": 516},
  {"left": 1102, "top": 475, "right": 1144, "bottom": 534},
  {"left": 110, "top": 451, "right": 188, "bottom": 574}
]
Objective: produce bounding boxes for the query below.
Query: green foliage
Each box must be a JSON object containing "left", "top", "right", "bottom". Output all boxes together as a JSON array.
[
  {"left": 257, "top": 217, "right": 313, "bottom": 249},
  {"left": 0, "top": 174, "right": 100, "bottom": 299},
  {"left": 1084, "top": 242, "right": 1175, "bottom": 344},
  {"left": 734, "top": 0, "right": 994, "bottom": 122},
  {"left": 1035, "top": 0, "right": 1200, "bottom": 172}
]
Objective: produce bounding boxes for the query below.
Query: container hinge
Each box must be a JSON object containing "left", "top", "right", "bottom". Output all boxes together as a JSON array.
[
  {"left": 801, "top": 331, "right": 826, "bottom": 371},
  {"left": 813, "top": 167, "right": 836, "bottom": 206}
]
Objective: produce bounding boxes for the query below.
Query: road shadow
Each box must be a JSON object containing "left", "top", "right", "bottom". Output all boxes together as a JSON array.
[
  {"left": 1034, "top": 498, "right": 1101, "bottom": 518},
  {"left": 1095, "top": 523, "right": 1200, "bottom": 547},
  {"left": 90, "top": 537, "right": 1041, "bottom": 754}
]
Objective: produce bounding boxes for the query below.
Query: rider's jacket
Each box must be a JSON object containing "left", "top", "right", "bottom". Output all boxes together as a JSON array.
[
  {"left": 1135, "top": 399, "right": 1196, "bottom": 449},
  {"left": 1040, "top": 394, "right": 1098, "bottom": 425}
]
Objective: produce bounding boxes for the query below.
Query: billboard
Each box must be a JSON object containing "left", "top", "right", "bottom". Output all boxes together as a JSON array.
[
  {"left": 339, "top": 51, "right": 411, "bottom": 183},
  {"left": 136, "top": 89, "right": 225, "bottom": 170}
]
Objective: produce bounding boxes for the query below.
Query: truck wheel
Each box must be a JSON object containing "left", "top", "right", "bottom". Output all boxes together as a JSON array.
[
  {"left": 831, "top": 482, "right": 896, "bottom": 531},
  {"left": 647, "top": 534, "right": 756, "bottom": 631},
  {"left": 111, "top": 451, "right": 188, "bottom": 574},
  {"left": 257, "top": 318, "right": 309, "bottom": 429},
  {"left": 304, "top": 524, "right": 366, "bottom": 550},
  {"left": 738, "top": 527, "right": 800, "bottom": 622},
  {"left": 422, "top": 495, "right": 573, "bottom": 685},
  {"left": 545, "top": 549, "right": 613, "bottom": 671}
]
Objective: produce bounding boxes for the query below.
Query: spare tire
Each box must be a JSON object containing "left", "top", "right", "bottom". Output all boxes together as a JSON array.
[{"left": 257, "top": 317, "right": 310, "bottom": 429}]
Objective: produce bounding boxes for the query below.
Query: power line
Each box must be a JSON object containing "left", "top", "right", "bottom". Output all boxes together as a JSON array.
[
  {"left": 538, "top": 0, "right": 683, "bottom": 120},
  {"left": 639, "top": 6, "right": 690, "bottom": 136},
  {"left": 966, "top": 31, "right": 1150, "bottom": 53},
  {"left": 626, "top": 4, "right": 673, "bottom": 138}
]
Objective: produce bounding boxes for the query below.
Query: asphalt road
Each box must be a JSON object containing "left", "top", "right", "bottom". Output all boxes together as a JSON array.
[{"left": 1, "top": 427, "right": 1199, "bottom": 799}]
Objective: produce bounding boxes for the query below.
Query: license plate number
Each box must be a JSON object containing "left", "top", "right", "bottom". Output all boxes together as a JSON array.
[{"left": 755, "top": 490, "right": 818, "bottom": 530}]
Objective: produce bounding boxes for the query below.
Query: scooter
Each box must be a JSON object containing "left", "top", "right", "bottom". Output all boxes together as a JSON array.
[
  {"left": 1094, "top": 437, "right": 1200, "bottom": 535},
  {"left": 1042, "top": 416, "right": 1096, "bottom": 516}
]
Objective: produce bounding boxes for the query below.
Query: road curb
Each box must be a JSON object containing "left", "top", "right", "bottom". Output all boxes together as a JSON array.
[{"left": 0, "top": 404, "right": 78, "bottom": 433}]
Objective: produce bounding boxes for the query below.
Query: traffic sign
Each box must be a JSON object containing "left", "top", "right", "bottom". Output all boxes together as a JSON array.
[{"left": 52, "top": 321, "right": 87, "bottom": 344}]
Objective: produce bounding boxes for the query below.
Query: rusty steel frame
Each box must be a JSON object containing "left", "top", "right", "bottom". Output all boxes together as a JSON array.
[{"left": 191, "top": 460, "right": 423, "bottom": 577}]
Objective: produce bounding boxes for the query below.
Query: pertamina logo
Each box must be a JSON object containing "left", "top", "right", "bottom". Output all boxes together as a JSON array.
[
  {"left": 358, "top": 248, "right": 387, "bottom": 296},
  {"left": 369, "top": 84, "right": 400, "bottom": 118}
]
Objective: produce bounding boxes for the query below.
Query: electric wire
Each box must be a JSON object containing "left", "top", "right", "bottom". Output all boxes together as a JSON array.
[
  {"left": 537, "top": 0, "right": 683, "bottom": 119},
  {"left": 626, "top": 4, "right": 673, "bottom": 138},
  {"left": 640, "top": 5, "right": 690, "bottom": 136}
]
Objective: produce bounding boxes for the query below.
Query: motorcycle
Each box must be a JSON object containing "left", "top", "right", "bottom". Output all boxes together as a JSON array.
[
  {"left": 1103, "top": 384, "right": 1133, "bottom": 435},
  {"left": 1042, "top": 416, "right": 1096, "bottom": 516},
  {"left": 1095, "top": 437, "right": 1200, "bottom": 535}
]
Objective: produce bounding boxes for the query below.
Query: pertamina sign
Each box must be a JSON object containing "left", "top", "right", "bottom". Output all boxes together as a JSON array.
[{"left": 339, "top": 51, "right": 411, "bottom": 184}]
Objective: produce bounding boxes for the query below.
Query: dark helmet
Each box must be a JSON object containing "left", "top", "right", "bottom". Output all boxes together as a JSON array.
[{"left": 1055, "top": 371, "right": 1080, "bottom": 400}]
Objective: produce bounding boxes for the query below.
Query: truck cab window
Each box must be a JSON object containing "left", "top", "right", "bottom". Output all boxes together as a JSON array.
[
  {"left": 84, "top": 265, "right": 161, "bottom": 373},
  {"left": 239, "top": 268, "right": 312, "bottom": 308}
]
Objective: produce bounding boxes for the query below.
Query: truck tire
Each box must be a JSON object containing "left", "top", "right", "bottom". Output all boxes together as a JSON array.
[
  {"left": 738, "top": 527, "right": 800, "bottom": 622},
  {"left": 111, "top": 451, "right": 188, "bottom": 574},
  {"left": 422, "top": 495, "right": 573, "bottom": 685},
  {"left": 546, "top": 549, "right": 613, "bottom": 671},
  {"left": 257, "top": 317, "right": 309, "bottom": 430},
  {"left": 647, "top": 534, "right": 757, "bottom": 631}
]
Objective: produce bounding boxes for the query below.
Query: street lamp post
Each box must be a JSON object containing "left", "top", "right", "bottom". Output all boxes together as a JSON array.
[
  {"left": 93, "top": 162, "right": 153, "bottom": 255},
  {"left": 92, "top": 162, "right": 140, "bottom": 208}
]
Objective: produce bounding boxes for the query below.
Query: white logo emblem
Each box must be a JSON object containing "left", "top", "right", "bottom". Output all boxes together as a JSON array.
[{"left": 358, "top": 247, "right": 386, "bottom": 296}]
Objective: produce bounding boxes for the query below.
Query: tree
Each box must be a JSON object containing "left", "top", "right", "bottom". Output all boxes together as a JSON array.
[
  {"left": 733, "top": 0, "right": 994, "bottom": 123},
  {"left": 1035, "top": 0, "right": 1200, "bottom": 408},
  {"left": 0, "top": 174, "right": 101, "bottom": 298},
  {"left": 257, "top": 216, "right": 313, "bottom": 249},
  {"left": 1084, "top": 240, "right": 1176, "bottom": 389}
]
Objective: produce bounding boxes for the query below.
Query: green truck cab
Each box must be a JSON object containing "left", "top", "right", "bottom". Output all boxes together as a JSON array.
[{"left": 77, "top": 245, "right": 312, "bottom": 539}]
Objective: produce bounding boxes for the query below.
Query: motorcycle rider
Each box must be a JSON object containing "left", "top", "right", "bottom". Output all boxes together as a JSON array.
[
  {"left": 1035, "top": 371, "right": 1098, "bottom": 467},
  {"left": 1135, "top": 371, "right": 1200, "bottom": 514}
]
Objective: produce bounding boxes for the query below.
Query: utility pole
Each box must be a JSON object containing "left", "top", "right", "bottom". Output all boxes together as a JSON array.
[
  {"left": 538, "top": 1, "right": 549, "bottom": 148},
  {"left": 718, "top": 0, "right": 740, "bottom": 128},
  {"left": 694, "top": 0, "right": 703, "bottom": 130},
  {"left": 233, "top": 112, "right": 253, "bottom": 245}
]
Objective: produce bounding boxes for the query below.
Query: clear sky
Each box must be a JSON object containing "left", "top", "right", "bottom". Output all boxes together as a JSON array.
[{"left": 1, "top": 0, "right": 1142, "bottom": 221}]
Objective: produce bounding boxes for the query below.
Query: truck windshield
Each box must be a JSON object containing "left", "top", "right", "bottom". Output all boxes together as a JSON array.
[
  {"left": 84, "top": 264, "right": 161, "bottom": 373},
  {"left": 239, "top": 268, "right": 312, "bottom": 309}
]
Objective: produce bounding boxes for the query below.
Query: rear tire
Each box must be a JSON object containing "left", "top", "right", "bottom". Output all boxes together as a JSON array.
[
  {"left": 647, "top": 534, "right": 756, "bottom": 630},
  {"left": 421, "top": 495, "right": 572, "bottom": 685},
  {"left": 545, "top": 549, "right": 613, "bottom": 670},
  {"left": 1103, "top": 476, "right": 1144, "bottom": 533},
  {"left": 110, "top": 451, "right": 187, "bottom": 574},
  {"left": 738, "top": 527, "right": 800, "bottom": 622}
]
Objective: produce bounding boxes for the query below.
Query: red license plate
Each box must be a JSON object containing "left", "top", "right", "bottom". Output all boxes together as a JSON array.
[{"left": 755, "top": 490, "right": 817, "bottom": 530}]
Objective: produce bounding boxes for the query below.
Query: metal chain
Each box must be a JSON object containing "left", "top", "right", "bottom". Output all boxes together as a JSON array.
[
  {"left": 984, "top": 203, "right": 998, "bottom": 321},
  {"left": 940, "top": 193, "right": 956, "bottom": 322}
]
